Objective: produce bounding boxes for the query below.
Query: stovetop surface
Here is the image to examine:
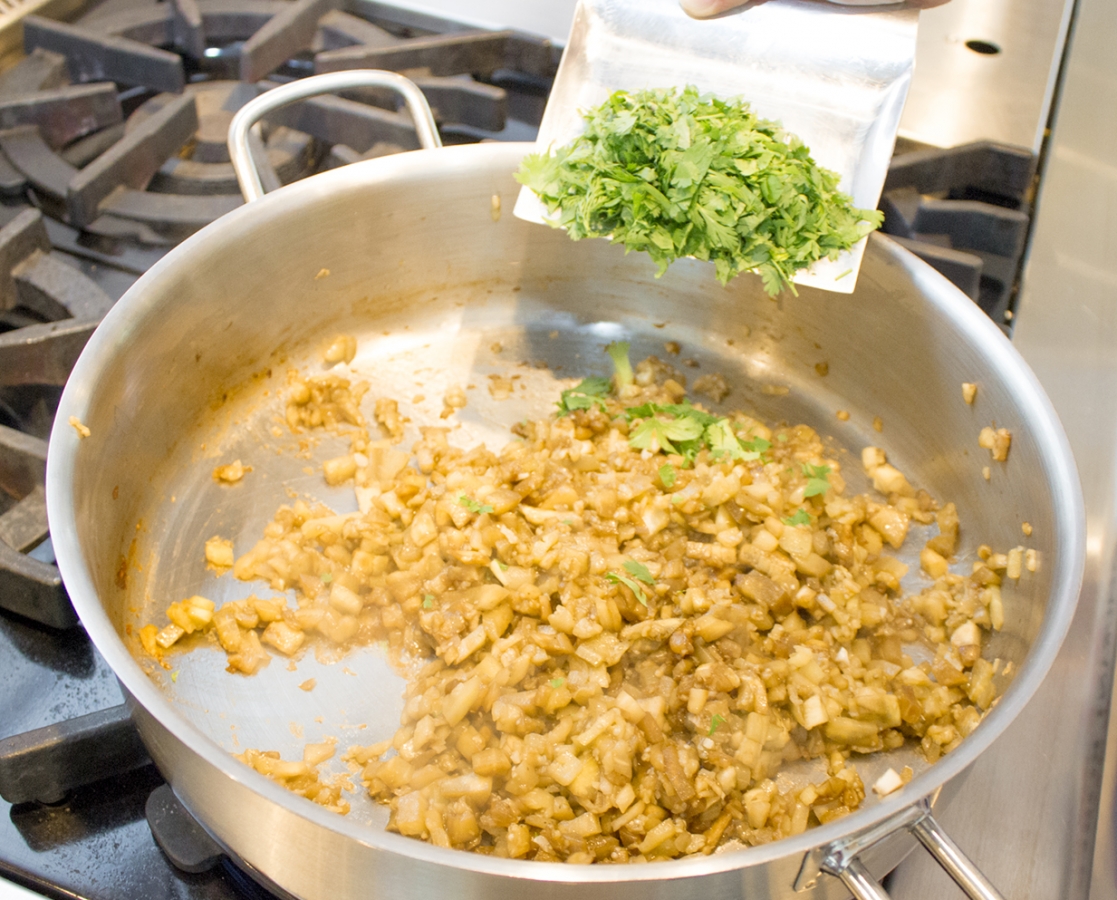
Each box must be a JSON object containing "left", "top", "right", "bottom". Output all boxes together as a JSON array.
[{"left": 0, "top": 612, "right": 255, "bottom": 900}]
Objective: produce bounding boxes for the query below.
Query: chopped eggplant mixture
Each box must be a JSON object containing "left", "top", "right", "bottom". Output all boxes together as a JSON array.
[{"left": 142, "top": 345, "right": 1022, "bottom": 862}]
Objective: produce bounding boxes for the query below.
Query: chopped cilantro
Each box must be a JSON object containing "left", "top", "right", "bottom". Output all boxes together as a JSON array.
[
  {"left": 777, "top": 433, "right": 789, "bottom": 443},
  {"left": 422, "top": 597, "right": 433, "bottom": 610},
  {"left": 556, "top": 376, "right": 610, "bottom": 416},
  {"left": 170, "top": 670, "right": 179, "bottom": 683},
  {"left": 606, "top": 341, "right": 634, "bottom": 389},
  {"left": 550, "top": 677, "right": 565, "bottom": 689},
  {"left": 741, "top": 435, "right": 772, "bottom": 458},
  {"left": 515, "top": 86, "right": 882, "bottom": 295},
  {"left": 497, "top": 561, "right": 508, "bottom": 571},
  {"left": 606, "top": 571, "right": 648, "bottom": 606},
  {"left": 706, "top": 419, "right": 748, "bottom": 461},
  {"left": 623, "top": 560, "right": 655, "bottom": 585},
  {"left": 659, "top": 463, "right": 677, "bottom": 488},
  {"left": 321, "top": 572, "right": 333, "bottom": 583},
  {"left": 629, "top": 414, "right": 705, "bottom": 456},
  {"left": 802, "top": 463, "right": 832, "bottom": 498},
  {"left": 708, "top": 713, "right": 726, "bottom": 736},
  {"left": 783, "top": 508, "right": 811, "bottom": 527},
  {"left": 625, "top": 401, "right": 713, "bottom": 460},
  {"left": 459, "top": 494, "right": 494, "bottom": 515},
  {"left": 625, "top": 401, "right": 769, "bottom": 465},
  {"left": 624, "top": 401, "right": 719, "bottom": 429}
]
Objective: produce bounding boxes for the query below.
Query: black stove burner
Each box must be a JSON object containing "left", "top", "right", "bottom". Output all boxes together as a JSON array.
[
  {"left": 0, "top": 697, "right": 287, "bottom": 900},
  {"left": 879, "top": 140, "right": 1036, "bottom": 329},
  {"left": 0, "top": 0, "right": 558, "bottom": 251}
]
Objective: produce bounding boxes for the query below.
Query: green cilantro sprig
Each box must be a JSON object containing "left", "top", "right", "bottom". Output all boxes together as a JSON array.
[
  {"left": 802, "top": 464, "right": 832, "bottom": 498},
  {"left": 459, "top": 495, "right": 494, "bottom": 515},
  {"left": 625, "top": 401, "right": 769, "bottom": 466},
  {"left": 708, "top": 713, "right": 726, "bottom": 736},
  {"left": 556, "top": 376, "right": 610, "bottom": 416},
  {"left": 623, "top": 560, "right": 654, "bottom": 584},
  {"left": 606, "top": 560, "right": 655, "bottom": 607},
  {"left": 659, "top": 463, "right": 677, "bottom": 488},
  {"left": 783, "top": 508, "right": 811, "bottom": 527},
  {"left": 516, "top": 86, "right": 882, "bottom": 295},
  {"left": 607, "top": 341, "right": 634, "bottom": 390}
]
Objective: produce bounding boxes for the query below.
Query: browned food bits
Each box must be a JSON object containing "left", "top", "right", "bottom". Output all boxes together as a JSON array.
[
  {"left": 693, "top": 373, "right": 731, "bottom": 403},
  {"left": 213, "top": 459, "right": 250, "bottom": 483},
  {"left": 145, "top": 359, "right": 1010, "bottom": 863},
  {"left": 978, "top": 426, "right": 1011, "bottom": 462},
  {"left": 237, "top": 740, "right": 349, "bottom": 814}
]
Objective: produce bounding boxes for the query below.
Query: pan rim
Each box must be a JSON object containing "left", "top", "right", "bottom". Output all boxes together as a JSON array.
[{"left": 45, "top": 141, "right": 1085, "bottom": 884}]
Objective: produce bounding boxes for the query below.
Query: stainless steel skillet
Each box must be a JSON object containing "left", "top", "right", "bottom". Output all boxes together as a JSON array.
[{"left": 46, "top": 73, "right": 1083, "bottom": 900}]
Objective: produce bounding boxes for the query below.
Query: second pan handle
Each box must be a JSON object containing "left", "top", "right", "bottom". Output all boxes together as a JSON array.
[
  {"left": 227, "top": 71, "right": 443, "bottom": 203},
  {"left": 796, "top": 799, "right": 1005, "bottom": 900}
]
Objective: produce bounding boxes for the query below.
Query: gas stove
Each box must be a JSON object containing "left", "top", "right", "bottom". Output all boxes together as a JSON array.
[{"left": 2, "top": 1, "right": 1116, "bottom": 899}]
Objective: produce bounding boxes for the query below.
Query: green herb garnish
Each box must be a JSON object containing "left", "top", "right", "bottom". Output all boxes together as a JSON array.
[
  {"left": 802, "top": 463, "right": 832, "bottom": 498},
  {"left": 556, "top": 376, "right": 610, "bottom": 416},
  {"left": 321, "top": 572, "right": 333, "bottom": 583},
  {"left": 659, "top": 463, "right": 677, "bottom": 488},
  {"left": 629, "top": 412, "right": 706, "bottom": 457},
  {"left": 741, "top": 435, "right": 771, "bottom": 459},
  {"left": 422, "top": 593, "right": 434, "bottom": 609},
  {"left": 783, "top": 508, "right": 811, "bottom": 527},
  {"left": 623, "top": 560, "right": 655, "bottom": 585},
  {"left": 550, "top": 677, "right": 565, "bottom": 689},
  {"left": 625, "top": 401, "right": 714, "bottom": 461},
  {"left": 606, "top": 341, "right": 634, "bottom": 390},
  {"left": 516, "top": 86, "right": 882, "bottom": 295},
  {"left": 459, "top": 494, "right": 494, "bottom": 515},
  {"left": 606, "top": 572, "right": 648, "bottom": 606},
  {"left": 706, "top": 419, "right": 749, "bottom": 461},
  {"left": 625, "top": 401, "right": 769, "bottom": 465},
  {"left": 708, "top": 713, "right": 726, "bottom": 736}
]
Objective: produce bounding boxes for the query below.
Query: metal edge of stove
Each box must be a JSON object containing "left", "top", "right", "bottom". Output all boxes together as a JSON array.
[
  {"left": 885, "top": 0, "right": 1117, "bottom": 895},
  {"left": 899, "top": 0, "right": 1076, "bottom": 153}
]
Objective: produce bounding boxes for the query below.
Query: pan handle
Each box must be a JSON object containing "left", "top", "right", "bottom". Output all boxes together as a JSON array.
[
  {"left": 794, "top": 799, "right": 1005, "bottom": 900},
  {"left": 227, "top": 70, "right": 443, "bottom": 203}
]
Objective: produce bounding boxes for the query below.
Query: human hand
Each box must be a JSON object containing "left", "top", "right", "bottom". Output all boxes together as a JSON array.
[{"left": 680, "top": 0, "right": 948, "bottom": 17}]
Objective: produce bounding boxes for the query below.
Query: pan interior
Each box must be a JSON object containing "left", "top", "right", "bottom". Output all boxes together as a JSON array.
[
  {"left": 60, "top": 144, "right": 1066, "bottom": 858},
  {"left": 127, "top": 302, "right": 940, "bottom": 828}
]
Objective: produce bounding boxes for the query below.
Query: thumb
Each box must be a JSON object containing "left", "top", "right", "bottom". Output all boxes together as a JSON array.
[{"left": 679, "top": 0, "right": 751, "bottom": 17}]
